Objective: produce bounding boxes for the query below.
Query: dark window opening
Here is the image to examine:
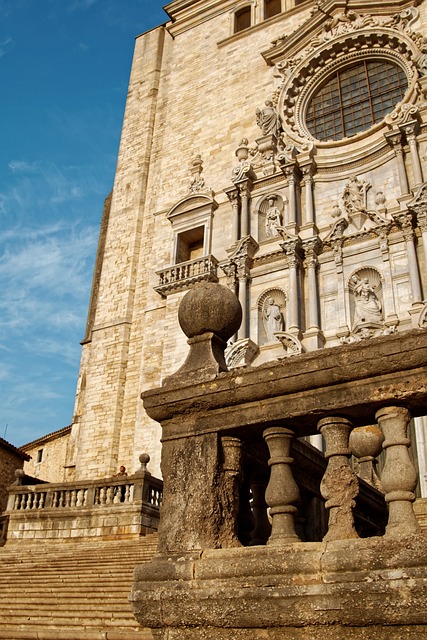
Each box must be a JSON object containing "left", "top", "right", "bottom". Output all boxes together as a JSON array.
[
  {"left": 306, "top": 60, "right": 408, "bottom": 142},
  {"left": 235, "top": 6, "right": 251, "bottom": 33},
  {"left": 176, "top": 226, "right": 205, "bottom": 263},
  {"left": 265, "top": 0, "right": 281, "bottom": 19},
  {"left": 36, "top": 449, "right": 43, "bottom": 463}
]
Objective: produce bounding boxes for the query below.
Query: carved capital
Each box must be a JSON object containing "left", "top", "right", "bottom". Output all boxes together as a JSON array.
[
  {"left": 384, "top": 130, "right": 404, "bottom": 153},
  {"left": 280, "top": 238, "right": 303, "bottom": 268}
]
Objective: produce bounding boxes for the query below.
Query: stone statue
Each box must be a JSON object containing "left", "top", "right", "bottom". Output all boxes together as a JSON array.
[
  {"left": 263, "top": 297, "right": 284, "bottom": 341},
  {"left": 265, "top": 197, "right": 282, "bottom": 237},
  {"left": 342, "top": 176, "right": 371, "bottom": 214},
  {"left": 256, "top": 101, "right": 281, "bottom": 137},
  {"left": 351, "top": 275, "right": 383, "bottom": 324}
]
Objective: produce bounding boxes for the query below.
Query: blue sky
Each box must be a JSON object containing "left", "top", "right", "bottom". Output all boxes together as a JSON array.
[{"left": 0, "top": 0, "right": 167, "bottom": 446}]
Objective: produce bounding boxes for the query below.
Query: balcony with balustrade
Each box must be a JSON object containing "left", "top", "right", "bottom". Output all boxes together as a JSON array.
[{"left": 154, "top": 254, "right": 219, "bottom": 297}]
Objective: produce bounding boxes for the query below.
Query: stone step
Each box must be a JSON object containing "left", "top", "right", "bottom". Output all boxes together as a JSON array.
[{"left": 0, "top": 628, "right": 152, "bottom": 640}]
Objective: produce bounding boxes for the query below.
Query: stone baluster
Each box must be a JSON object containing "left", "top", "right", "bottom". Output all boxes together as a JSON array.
[
  {"left": 400, "top": 121, "right": 424, "bottom": 188},
  {"left": 125, "top": 485, "right": 131, "bottom": 502},
  {"left": 375, "top": 406, "right": 421, "bottom": 537},
  {"left": 249, "top": 477, "right": 271, "bottom": 546},
  {"left": 76, "top": 488, "right": 84, "bottom": 507},
  {"left": 395, "top": 213, "right": 423, "bottom": 304},
  {"left": 263, "top": 426, "right": 300, "bottom": 544},
  {"left": 99, "top": 487, "right": 107, "bottom": 506},
  {"left": 318, "top": 417, "right": 359, "bottom": 541},
  {"left": 65, "top": 491, "right": 71, "bottom": 508},
  {"left": 385, "top": 130, "right": 409, "bottom": 196}
]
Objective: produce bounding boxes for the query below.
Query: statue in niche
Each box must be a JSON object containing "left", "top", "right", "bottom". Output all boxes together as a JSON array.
[
  {"left": 342, "top": 175, "right": 370, "bottom": 214},
  {"left": 265, "top": 197, "right": 282, "bottom": 237},
  {"left": 263, "top": 297, "right": 284, "bottom": 341},
  {"left": 256, "top": 100, "right": 281, "bottom": 137},
  {"left": 351, "top": 275, "right": 383, "bottom": 324}
]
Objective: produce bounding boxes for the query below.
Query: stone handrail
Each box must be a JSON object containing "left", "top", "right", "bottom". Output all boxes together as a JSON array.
[{"left": 155, "top": 254, "right": 219, "bottom": 296}]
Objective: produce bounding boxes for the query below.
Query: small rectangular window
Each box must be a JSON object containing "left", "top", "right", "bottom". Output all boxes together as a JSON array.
[
  {"left": 235, "top": 7, "right": 251, "bottom": 33},
  {"left": 36, "top": 449, "right": 43, "bottom": 463},
  {"left": 265, "top": 0, "right": 281, "bottom": 19}
]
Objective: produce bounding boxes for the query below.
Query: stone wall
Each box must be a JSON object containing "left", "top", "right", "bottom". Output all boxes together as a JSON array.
[
  {"left": 65, "top": 0, "right": 427, "bottom": 487},
  {"left": 0, "top": 438, "right": 29, "bottom": 514},
  {"left": 23, "top": 426, "right": 71, "bottom": 483}
]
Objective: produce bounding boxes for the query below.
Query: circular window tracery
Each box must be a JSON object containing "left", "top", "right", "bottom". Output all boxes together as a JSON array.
[{"left": 305, "top": 60, "right": 408, "bottom": 141}]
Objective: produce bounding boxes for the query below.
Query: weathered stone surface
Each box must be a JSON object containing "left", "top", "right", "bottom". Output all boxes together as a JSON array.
[{"left": 130, "top": 536, "right": 427, "bottom": 634}]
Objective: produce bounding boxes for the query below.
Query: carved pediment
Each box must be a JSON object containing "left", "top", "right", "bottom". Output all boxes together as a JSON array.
[{"left": 167, "top": 193, "right": 218, "bottom": 221}]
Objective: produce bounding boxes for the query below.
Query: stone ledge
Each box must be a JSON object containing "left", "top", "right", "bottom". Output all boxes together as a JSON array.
[{"left": 131, "top": 534, "right": 427, "bottom": 633}]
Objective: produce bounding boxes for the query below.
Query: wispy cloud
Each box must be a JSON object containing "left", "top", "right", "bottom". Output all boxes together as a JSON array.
[
  {"left": 0, "top": 36, "right": 13, "bottom": 58},
  {"left": 68, "top": 0, "right": 97, "bottom": 12},
  {"left": 8, "top": 159, "right": 37, "bottom": 172}
]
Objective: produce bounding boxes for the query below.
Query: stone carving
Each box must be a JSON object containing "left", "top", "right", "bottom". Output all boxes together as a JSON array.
[
  {"left": 189, "top": 155, "right": 207, "bottom": 193},
  {"left": 385, "top": 103, "right": 420, "bottom": 127},
  {"left": 231, "top": 139, "right": 256, "bottom": 183},
  {"left": 225, "top": 338, "right": 259, "bottom": 368},
  {"left": 265, "top": 196, "right": 282, "bottom": 237},
  {"left": 275, "top": 332, "right": 304, "bottom": 357},
  {"left": 263, "top": 297, "right": 284, "bottom": 341},
  {"left": 256, "top": 100, "right": 281, "bottom": 137},
  {"left": 350, "top": 273, "right": 383, "bottom": 325},
  {"left": 342, "top": 175, "right": 370, "bottom": 214}
]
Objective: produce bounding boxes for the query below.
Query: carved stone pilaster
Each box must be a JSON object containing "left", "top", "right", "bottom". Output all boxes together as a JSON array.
[
  {"left": 237, "top": 180, "right": 254, "bottom": 238},
  {"left": 300, "top": 160, "right": 317, "bottom": 227},
  {"left": 303, "top": 237, "right": 322, "bottom": 337},
  {"left": 220, "top": 261, "right": 238, "bottom": 292},
  {"left": 280, "top": 238, "right": 303, "bottom": 335},
  {"left": 385, "top": 130, "right": 410, "bottom": 196},
  {"left": 400, "top": 119, "right": 424, "bottom": 187},
  {"left": 280, "top": 162, "right": 301, "bottom": 231},
  {"left": 225, "top": 187, "right": 240, "bottom": 245},
  {"left": 394, "top": 211, "right": 423, "bottom": 307},
  {"left": 225, "top": 236, "right": 259, "bottom": 340}
]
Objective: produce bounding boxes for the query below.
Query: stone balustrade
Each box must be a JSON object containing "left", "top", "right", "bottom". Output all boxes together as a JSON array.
[
  {"left": 131, "top": 284, "right": 427, "bottom": 639},
  {"left": 5, "top": 463, "right": 162, "bottom": 543},
  {"left": 155, "top": 254, "right": 219, "bottom": 296}
]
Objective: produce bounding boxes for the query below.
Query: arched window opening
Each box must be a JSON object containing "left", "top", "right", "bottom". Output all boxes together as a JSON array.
[
  {"left": 265, "top": 0, "right": 281, "bottom": 19},
  {"left": 235, "top": 6, "right": 251, "bottom": 32}
]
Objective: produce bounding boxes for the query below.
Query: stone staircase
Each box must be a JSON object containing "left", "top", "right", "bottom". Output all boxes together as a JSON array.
[{"left": 0, "top": 535, "right": 158, "bottom": 639}]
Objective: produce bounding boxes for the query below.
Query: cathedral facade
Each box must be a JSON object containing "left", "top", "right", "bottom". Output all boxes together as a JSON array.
[{"left": 63, "top": 0, "right": 427, "bottom": 488}]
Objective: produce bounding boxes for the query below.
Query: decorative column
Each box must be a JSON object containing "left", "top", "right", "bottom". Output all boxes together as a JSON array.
[
  {"left": 237, "top": 181, "right": 253, "bottom": 238},
  {"left": 400, "top": 120, "right": 424, "bottom": 188},
  {"left": 282, "top": 163, "right": 300, "bottom": 233},
  {"left": 300, "top": 161, "right": 316, "bottom": 228},
  {"left": 317, "top": 417, "right": 359, "bottom": 541},
  {"left": 225, "top": 188, "right": 240, "bottom": 245},
  {"left": 263, "top": 427, "right": 300, "bottom": 544},
  {"left": 385, "top": 130, "right": 410, "bottom": 197},
  {"left": 280, "top": 238, "right": 303, "bottom": 336},
  {"left": 375, "top": 406, "right": 421, "bottom": 538},
  {"left": 395, "top": 212, "right": 423, "bottom": 305},
  {"left": 303, "top": 237, "right": 324, "bottom": 349},
  {"left": 375, "top": 226, "right": 399, "bottom": 326},
  {"left": 408, "top": 185, "right": 427, "bottom": 276}
]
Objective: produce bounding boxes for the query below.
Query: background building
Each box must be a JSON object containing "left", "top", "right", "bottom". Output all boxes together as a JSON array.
[{"left": 21, "top": 0, "right": 427, "bottom": 493}]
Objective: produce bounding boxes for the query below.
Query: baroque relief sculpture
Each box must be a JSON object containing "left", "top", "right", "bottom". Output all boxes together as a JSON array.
[{"left": 351, "top": 275, "right": 383, "bottom": 325}]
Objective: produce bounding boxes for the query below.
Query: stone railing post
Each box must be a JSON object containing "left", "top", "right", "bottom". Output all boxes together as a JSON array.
[
  {"left": 375, "top": 406, "right": 421, "bottom": 537},
  {"left": 318, "top": 417, "right": 359, "bottom": 541},
  {"left": 263, "top": 427, "right": 300, "bottom": 544}
]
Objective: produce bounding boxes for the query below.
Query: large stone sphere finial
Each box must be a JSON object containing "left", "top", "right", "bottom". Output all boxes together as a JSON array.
[
  {"left": 164, "top": 283, "right": 242, "bottom": 387},
  {"left": 178, "top": 282, "right": 242, "bottom": 341}
]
